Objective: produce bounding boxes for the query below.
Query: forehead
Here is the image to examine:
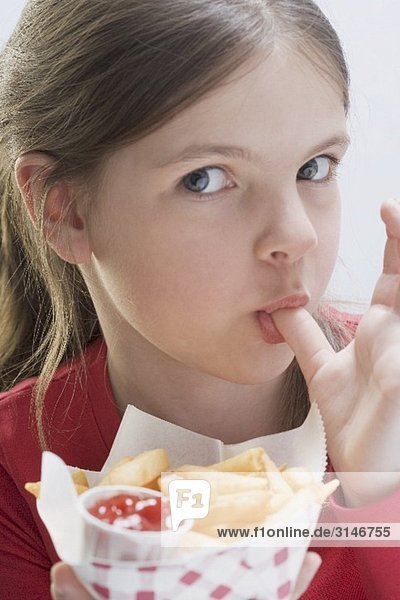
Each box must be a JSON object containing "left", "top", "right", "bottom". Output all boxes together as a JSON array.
[{"left": 112, "top": 48, "right": 347, "bottom": 171}]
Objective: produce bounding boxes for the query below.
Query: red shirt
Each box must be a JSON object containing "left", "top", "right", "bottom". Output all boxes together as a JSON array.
[{"left": 0, "top": 313, "right": 399, "bottom": 599}]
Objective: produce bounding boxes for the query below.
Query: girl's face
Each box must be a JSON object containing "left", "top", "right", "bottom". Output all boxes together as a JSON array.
[{"left": 84, "top": 48, "right": 349, "bottom": 385}]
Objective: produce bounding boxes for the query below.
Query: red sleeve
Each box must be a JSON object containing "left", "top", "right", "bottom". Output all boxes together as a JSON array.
[
  {"left": 328, "top": 487, "right": 400, "bottom": 600},
  {"left": 0, "top": 461, "right": 52, "bottom": 600}
]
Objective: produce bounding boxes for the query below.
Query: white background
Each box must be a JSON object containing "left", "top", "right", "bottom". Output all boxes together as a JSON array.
[{"left": 1, "top": 0, "right": 399, "bottom": 312}]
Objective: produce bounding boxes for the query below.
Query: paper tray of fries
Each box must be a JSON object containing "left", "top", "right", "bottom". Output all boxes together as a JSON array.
[{"left": 29, "top": 442, "right": 338, "bottom": 600}]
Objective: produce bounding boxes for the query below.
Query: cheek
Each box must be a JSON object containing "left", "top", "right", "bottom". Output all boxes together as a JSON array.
[
  {"left": 314, "top": 198, "right": 341, "bottom": 283},
  {"left": 135, "top": 234, "right": 239, "bottom": 317},
  {"left": 91, "top": 208, "right": 242, "bottom": 329}
]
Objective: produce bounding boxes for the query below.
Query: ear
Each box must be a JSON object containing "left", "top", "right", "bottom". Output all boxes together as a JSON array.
[{"left": 14, "top": 151, "right": 92, "bottom": 264}]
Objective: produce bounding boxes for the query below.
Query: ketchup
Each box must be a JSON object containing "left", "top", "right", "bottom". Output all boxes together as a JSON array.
[{"left": 88, "top": 493, "right": 162, "bottom": 531}]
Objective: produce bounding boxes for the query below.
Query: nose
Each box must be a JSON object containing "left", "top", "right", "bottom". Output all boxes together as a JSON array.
[{"left": 254, "top": 196, "right": 318, "bottom": 265}]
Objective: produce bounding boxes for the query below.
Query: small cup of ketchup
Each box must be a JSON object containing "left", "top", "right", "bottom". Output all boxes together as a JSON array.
[{"left": 77, "top": 485, "right": 192, "bottom": 562}]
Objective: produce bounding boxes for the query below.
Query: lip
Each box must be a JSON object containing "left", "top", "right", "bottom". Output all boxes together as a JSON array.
[
  {"left": 256, "top": 293, "right": 310, "bottom": 344},
  {"left": 258, "top": 293, "right": 310, "bottom": 314}
]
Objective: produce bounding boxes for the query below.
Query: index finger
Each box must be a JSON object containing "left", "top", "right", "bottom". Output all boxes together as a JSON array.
[
  {"left": 381, "top": 198, "right": 400, "bottom": 243},
  {"left": 370, "top": 199, "right": 400, "bottom": 308},
  {"left": 271, "top": 307, "right": 334, "bottom": 388}
]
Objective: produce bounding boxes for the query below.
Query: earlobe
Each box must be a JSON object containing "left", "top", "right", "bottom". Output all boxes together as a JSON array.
[{"left": 14, "top": 152, "right": 92, "bottom": 265}]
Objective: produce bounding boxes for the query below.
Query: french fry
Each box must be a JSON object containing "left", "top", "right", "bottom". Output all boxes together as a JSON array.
[
  {"left": 24, "top": 481, "right": 88, "bottom": 498},
  {"left": 165, "top": 470, "right": 268, "bottom": 496},
  {"left": 265, "top": 470, "right": 294, "bottom": 497},
  {"left": 98, "top": 449, "right": 169, "bottom": 487},
  {"left": 192, "top": 489, "right": 270, "bottom": 531},
  {"left": 281, "top": 467, "right": 316, "bottom": 492},
  {"left": 74, "top": 484, "right": 89, "bottom": 495},
  {"left": 24, "top": 482, "right": 41, "bottom": 499},
  {"left": 209, "top": 447, "right": 280, "bottom": 474},
  {"left": 104, "top": 456, "right": 134, "bottom": 471},
  {"left": 313, "top": 479, "right": 340, "bottom": 503},
  {"left": 146, "top": 476, "right": 161, "bottom": 491},
  {"left": 265, "top": 479, "right": 340, "bottom": 526},
  {"left": 71, "top": 469, "right": 89, "bottom": 488}
]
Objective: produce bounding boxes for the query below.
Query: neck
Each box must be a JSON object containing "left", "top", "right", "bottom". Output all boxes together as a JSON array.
[{"left": 105, "top": 337, "right": 289, "bottom": 445}]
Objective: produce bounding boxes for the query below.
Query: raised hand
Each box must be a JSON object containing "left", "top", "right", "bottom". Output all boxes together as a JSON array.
[{"left": 272, "top": 198, "right": 400, "bottom": 506}]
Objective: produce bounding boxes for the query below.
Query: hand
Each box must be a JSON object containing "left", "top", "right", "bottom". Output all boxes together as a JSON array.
[
  {"left": 292, "top": 551, "right": 322, "bottom": 599},
  {"left": 51, "top": 562, "right": 93, "bottom": 599},
  {"left": 272, "top": 198, "right": 400, "bottom": 505},
  {"left": 51, "top": 553, "right": 321, "bottom": 600}
]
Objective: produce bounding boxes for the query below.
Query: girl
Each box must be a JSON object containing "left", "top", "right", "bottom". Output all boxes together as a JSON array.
[{"left": 1, "top": 0, "right": 400, "bottom": 598}]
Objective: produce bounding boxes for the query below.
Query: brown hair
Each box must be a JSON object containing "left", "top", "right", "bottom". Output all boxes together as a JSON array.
[{"left": 0, "top": 0, "right": 353, "bottom": 449}]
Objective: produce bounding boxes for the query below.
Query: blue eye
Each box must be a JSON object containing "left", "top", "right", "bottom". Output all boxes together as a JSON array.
[
  {"left": 297, "top": 155, "right": 340, "bottom": 182},
  {"left": 181, "top": 167, "right": 233, "bottom": 198}
]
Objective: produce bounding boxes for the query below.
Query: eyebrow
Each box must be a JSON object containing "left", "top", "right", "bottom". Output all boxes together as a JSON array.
[{"left": 157, "top": 133, "right": 351, "bottom": 168}]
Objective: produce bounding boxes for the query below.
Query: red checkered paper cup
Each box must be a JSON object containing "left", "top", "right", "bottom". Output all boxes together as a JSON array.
[{"left": 72, "top": 544, "right": 306, "bottom": 600}]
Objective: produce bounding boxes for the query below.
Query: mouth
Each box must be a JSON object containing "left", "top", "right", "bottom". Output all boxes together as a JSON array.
[{"left": 257, "top": 293, "right": 310, "bottom": 344}]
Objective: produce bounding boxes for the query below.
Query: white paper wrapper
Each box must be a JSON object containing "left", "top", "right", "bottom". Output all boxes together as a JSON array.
[
  {"left": 97, "top": 402, "right": 327, "bottom": 482},
  {"left": 36, "top": 402, "right": 328, "bottom": 598}
]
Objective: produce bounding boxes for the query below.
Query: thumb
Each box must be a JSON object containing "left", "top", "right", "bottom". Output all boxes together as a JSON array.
[
  {"left": 292, "top": 551, "right": 322, "bottom": 599},
  {"left": 50, "top": 561, "right": 94, "bottom": 599}
]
